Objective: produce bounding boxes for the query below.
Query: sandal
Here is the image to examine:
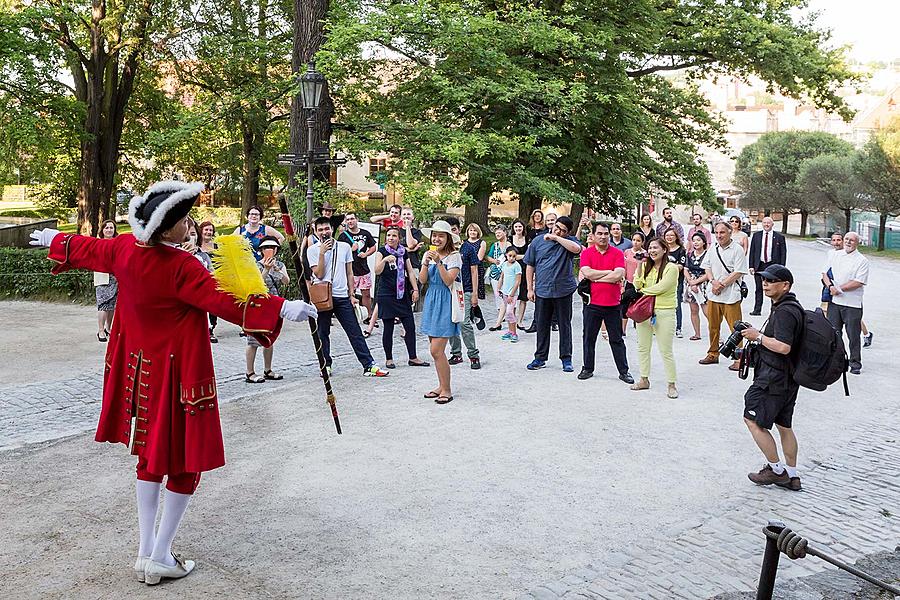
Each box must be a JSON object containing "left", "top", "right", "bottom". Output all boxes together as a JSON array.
[
  {"left": 408, "top": 360, "right": 430, "bottom": 367},
  {"left": 689, "top": 335, "right": 701, "bottom": 341},
  {"left": 435, "top": 395, "right": 454, "bottom": 404},
  {"left": 264, "top": 370, "right": 283, "bottom": 380},
  {"left": 423, "top": 391, "right": 440, "bottom": 399},
  {"left": 385, "top": 361, "right": 396, "bottom": 369},
  {"left": 245, "top": 372, "right": 265, "bottom": 383},
  {"left": 363, "top": 330, "right": 372, "bottom": 338}
]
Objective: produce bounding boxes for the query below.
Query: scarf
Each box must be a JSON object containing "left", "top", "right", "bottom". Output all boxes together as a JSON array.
[{"left": 385, "top": 244, "right": 407, "bottom": 299}]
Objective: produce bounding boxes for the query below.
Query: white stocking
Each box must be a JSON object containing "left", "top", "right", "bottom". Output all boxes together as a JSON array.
[
  {"left": 136, "top": 480, "right": 161, "bottom": 557},
  {"left": 150, "top": 489, "right": 191, "bottom": 566}
]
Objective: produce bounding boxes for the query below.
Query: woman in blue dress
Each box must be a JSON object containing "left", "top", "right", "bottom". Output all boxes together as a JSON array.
[
  {"left": 231, "top": 204, "right": 284, "bottom": 260},
  {"left": 419, "top": 220, "right": 462, "bottom": 404}
]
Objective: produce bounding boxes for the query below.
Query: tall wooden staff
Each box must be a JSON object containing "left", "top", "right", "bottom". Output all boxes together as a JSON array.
[{"left": 277, "top": 193, "right": 342, "bottom": 434}]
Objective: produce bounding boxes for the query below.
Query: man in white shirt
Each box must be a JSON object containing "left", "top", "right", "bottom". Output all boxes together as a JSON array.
[
  {"left": 307, "top": 217, "right": 389, "bottom": 377},
  {"left": 700, "top": 221, "right": 750, "bottom": 370},
  {"left": 822, "top": 232, "right": 869, "bottom": 374}
]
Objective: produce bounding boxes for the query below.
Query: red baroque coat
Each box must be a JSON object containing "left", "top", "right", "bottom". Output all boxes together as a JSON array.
[{"left": 48, "top": 233, "right": 285, "bottom": 475}]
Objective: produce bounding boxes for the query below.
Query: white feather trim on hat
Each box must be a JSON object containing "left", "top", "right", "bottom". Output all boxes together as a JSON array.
[{"left": 128, "top": 180, "right": 205, "bottom": 242}]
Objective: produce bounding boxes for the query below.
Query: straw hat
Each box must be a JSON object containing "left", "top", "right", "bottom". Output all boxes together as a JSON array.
[{"left": 421, "top": 220, "right": 460, "bottom": 244}]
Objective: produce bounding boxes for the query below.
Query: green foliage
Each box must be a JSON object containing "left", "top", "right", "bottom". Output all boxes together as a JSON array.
[
  {"left": 322, "top": 0, "right": 859, "bottom": 216},
  {"left": 735, "top": 131, "right": 854, "bottom": 213},
  {"left": 0, "top": 247, "right": 93, "bottom": 303},
  {"left": 853, "top": 123, "right": 900, "bottom": 250},
  {"left": 797, "top": 153, "right": 858, "bottom": 230}
]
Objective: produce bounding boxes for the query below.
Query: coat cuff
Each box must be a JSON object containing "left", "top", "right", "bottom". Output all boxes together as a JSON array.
[
  {"left": 242, "top": 294, "right": 285, "bottom": 347},
  {"left": 47, "top": 233, "right": 74, "bottom": 274}
]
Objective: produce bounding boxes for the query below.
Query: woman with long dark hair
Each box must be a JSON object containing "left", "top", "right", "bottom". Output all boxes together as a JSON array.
[
  {"left": 94, "top": 219, "right": 119, "bottom": 342},
  {"left": 374, "top": 227, "right": 429, "bottom": 369},
  {"left": 632, "top": 238, "right": 679, "bottom": 398},
  {"left": 663, "top": 227, "right": 687, "bottom": 338},
  {"left": 509, "top": 219, "right": 530, "bottom": 324},
  {"left": 638, "top": 213, "right": 656, "bottom": 241},
  {"left": 684, "top": 232, "right": 710, "bottom": 341},
  {"left": 526, "top": 209, "right": 545, "bottom": 242}
]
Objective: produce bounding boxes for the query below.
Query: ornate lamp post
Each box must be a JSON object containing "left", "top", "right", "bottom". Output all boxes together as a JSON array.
[{"left": 298, "top": 62, "right": 326, "bottom": 222}]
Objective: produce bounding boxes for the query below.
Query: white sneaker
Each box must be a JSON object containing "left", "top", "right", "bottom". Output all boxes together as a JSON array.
[
  {"left": 144, "top": 552, "right": 195, "bottom": 585},
  {"left": 133, "top": 556, "right": 150, "bottom": 582}
]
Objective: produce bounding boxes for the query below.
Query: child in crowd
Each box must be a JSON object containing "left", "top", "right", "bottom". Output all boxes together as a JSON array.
[
  {"left": 246, "top": 236, "right": 290, "bottom": 383},
  {"left": 497, "top": 246, "right": 522, "bottom": 342}
]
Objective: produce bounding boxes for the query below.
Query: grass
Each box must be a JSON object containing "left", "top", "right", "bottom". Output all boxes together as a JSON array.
[{"left": 858, "top": 245, "right": 900, "bottom": 260}]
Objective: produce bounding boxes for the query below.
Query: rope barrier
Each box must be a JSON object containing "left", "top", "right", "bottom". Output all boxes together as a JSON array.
[{"left": 756, "top": 521, "right": 900, "bottom": 599}]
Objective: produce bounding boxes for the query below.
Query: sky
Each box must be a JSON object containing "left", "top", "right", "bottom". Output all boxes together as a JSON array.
[{"left": 805, "top": 0, "right": 900, "bottom": 62}]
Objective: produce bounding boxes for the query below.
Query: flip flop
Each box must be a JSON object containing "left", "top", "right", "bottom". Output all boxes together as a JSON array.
[
  {"left": 423, "top": 391, "right": 440, "bottom": 399},
  {"left": 690, "top": 335, "right": 701, "bottom": 341},
  {"left": 435, "top": 395, "right": 454, "bottom": 405}
]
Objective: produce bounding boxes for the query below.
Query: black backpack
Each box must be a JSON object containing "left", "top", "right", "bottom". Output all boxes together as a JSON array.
[{"left": 777, "top": 299, "right": 849, "bottom": 396}]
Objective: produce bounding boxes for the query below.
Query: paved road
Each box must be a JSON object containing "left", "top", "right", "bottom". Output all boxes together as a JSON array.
[{"left": 1, "top": 239, "right": 898, "bottom": 599}]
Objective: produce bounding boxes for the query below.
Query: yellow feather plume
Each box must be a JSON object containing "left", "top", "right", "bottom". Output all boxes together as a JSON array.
[{"left": 211, "top": 234, "right": 268, "bottom": 303}]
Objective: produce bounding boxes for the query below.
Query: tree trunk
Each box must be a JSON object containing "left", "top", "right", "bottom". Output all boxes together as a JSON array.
[
  {"left": 518, "top": 193, "right": 541, "bottom": 223},
  {"left": 781, "top": 209, "right": 789, "bottom": 235},
  {"left": 799, "top": 210, "right": 808, "bottom": 237},
  {"left": 72, "top": 0, "right": 153, "bottom": 235},
  {"left": 568, "top": 202, "right": 585, "bottom": 227},
  {"left": 241, "top": 123, "right": 262, "bottom": 213},
  {"left": 289, "top": 0, "right": 333, "bottom": 199},
  {"left": 879, "top": 212, "right": 887, "bottom": 251},
  {"left": 844, "top": 208, "right": 851, "bottom": 234},
  {"left": 464, "top": 180, "right": 491, "bottom": 231}
]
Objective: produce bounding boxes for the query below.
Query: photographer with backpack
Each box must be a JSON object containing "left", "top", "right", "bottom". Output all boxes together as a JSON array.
[{"left": 738, "top": 265, "right": 804, "bottom": 491}]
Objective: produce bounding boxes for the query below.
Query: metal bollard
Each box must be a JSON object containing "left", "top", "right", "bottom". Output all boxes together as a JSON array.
[{"left": 756, "top": 521, "right": 785, "bottom": 600}]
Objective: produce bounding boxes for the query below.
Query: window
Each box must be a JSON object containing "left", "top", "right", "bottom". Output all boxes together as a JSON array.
[{"left": 368, "top": 158, "right": 387, "bottom": 175}]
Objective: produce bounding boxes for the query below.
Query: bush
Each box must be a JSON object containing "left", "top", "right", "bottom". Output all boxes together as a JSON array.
[
  {"left": 191, "top": 206, "right": 244, "bottom": 229},
  {"left": 0, "top": 247, "right": 94, "bottom": 303}
]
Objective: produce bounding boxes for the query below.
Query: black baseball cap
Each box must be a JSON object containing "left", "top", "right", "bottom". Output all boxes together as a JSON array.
[{"left": 758, "top": 264, "right": 793, "bottom": 285}]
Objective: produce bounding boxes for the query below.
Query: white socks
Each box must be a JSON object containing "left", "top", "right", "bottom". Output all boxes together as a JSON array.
[
  {"left": 784, "top": 465, "right": 799, "bottom": 478},
  {"left": 768, "top": 461, "right": 785, "bottom": 474},
  {"left": 150, "top": 490, "right": 192, "bottom": 567},
  {"left": 136, "top": 480, "right": 162, "bottom": 557}
]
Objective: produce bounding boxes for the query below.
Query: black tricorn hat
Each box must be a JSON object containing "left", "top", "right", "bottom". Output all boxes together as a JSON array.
[{"left": 128, "top": 180, "right": 205, "bottom": 242}]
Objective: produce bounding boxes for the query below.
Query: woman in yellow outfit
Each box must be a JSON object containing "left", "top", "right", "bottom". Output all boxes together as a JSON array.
[{"left": 632, "top": 238, "right": 679, "bottom": 398}]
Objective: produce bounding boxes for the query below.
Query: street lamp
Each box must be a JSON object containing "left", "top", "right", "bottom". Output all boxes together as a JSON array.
[{"left": 300, "top": 62, "right": 325, "bottom": 222}]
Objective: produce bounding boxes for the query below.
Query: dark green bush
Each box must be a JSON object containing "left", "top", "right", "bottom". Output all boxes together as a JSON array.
[{"left": 0, "top": 247, "right": 94, "bottom": 303}]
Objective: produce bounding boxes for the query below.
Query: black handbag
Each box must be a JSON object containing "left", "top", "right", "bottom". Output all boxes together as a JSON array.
[
  {"left": 715, "top": 246, "right": 749, "bottom": 299},
  {"left": 577, "top": 277, "right": 592, "bottom": 303}
]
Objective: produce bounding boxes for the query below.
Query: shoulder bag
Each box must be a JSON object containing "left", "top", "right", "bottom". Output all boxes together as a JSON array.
[
  {"left": 715, "top": 246, "right": 748, "bottom": 299},
  {"left": 309, "top": 243, "right": 339, "bottom": 312},
  {"left": 447, "top": 253, "right": 466, "bottom": 323}
]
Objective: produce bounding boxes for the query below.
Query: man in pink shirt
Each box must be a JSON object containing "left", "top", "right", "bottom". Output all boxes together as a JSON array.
[
  {"left": 578, "top": 222, "right": 634, "bottom": 383},
  {"left": 687, "top": 213, "right": 713, "bottom": 246}
]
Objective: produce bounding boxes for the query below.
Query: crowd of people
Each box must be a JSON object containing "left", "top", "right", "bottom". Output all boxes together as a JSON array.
[{"left": 31, "top": 181, "right": 878, "bottom": 586}]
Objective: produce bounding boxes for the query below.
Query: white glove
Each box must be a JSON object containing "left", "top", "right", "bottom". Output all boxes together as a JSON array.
[
  {"left": 29, "top": 228, "right": 61, "bottom": 247},
  {"left": 280, "top": 299, "right": 318, "bottom": 322}
]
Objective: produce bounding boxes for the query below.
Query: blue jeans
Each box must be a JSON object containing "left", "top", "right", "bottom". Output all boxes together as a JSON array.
[{"left": 316, "top": 296, "right": 375, "bottom": 369}]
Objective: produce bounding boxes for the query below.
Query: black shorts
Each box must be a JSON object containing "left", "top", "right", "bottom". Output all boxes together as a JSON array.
[{"left": 743, "top": 380, "right": 798, "bottom": 430}]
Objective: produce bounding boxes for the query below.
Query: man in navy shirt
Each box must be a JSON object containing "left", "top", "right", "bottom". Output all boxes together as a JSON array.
[{"left": 524, "top": 215, "right": 583, "bottom": 372}]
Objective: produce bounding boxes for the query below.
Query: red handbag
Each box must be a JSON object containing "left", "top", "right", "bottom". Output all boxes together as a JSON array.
[{"left": 626, "top": 294, "right": 656, "bottom": 323}]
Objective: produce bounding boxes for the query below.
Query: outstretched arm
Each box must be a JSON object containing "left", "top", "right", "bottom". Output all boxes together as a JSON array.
[{"left": 43, "top": 232, "right": 120, "bottom": 275}]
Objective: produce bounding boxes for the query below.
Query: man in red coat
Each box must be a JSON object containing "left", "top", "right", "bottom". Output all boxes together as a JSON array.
[{"left": 30, "top": 181, "right": 317, "bottom": 585}]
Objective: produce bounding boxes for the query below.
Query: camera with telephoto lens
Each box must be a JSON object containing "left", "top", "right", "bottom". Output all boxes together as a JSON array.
[{"left": 719, "top": 320, "right": 752, "bottom": 359}]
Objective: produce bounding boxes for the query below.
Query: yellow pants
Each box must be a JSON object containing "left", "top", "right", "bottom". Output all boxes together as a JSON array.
[{"left": 635, "top": 308, "right": 677, "bottom": 383}]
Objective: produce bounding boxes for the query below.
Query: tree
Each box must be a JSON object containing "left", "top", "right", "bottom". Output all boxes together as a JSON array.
[
  {"left": 797, "top": 154, "right": 859, "bottom": 233},
  {"left": 322, "top": 0, "right": 859, "bottom": 229},
  {"left": 162, "top": 0, "right": 294, "bottom": 214},
  {"left": 1, "top": 0, "right": 163, "bottom": 235},
  {"left": 735, "top": 132, "right": 854, "bottom": 234},
  {"left": 853, "top": 127, "right": 900, "bottom": 251}
]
